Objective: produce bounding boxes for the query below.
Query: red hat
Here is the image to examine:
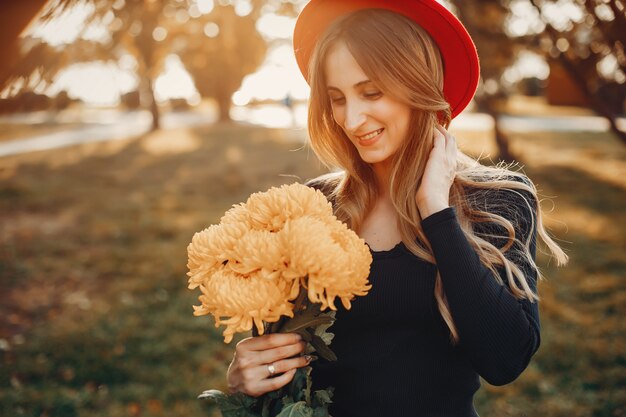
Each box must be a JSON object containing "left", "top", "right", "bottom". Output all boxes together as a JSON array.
[{"left": 293, "top": 0, "right": 480, "bottom": 119}]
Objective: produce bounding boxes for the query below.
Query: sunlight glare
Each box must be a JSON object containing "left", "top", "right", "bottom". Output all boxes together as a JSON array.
[
  {"left": 506, "top": 0, "right": 545, "bottom": 37},
  {"left": 153, "top": 27, "right": 168, "bottom": 42},
  {"left": 231, "top": 43, "right": 310, "bottom": 115},
  {"left": 542, "top": 0, "right": 584, "bottom": 31},
  {"left": 154, "top": 55, "right": 200, "bottom": 103},
  {"left": 119, "top": 54, "right": 138, "bottom": 72},
  {"left": 230, "top": 104, "right": 308, "bottom": 128},
  {"left": 141, "top": 128, "right": 201, "bottom": 155},
  {"left": 197, "top": 0, "right": 215, "bottom": 14},
  {"left": 189, "top": 4, "right": 202, "bottom": 18},
  {"left": 256, "top": 14, "right": 295, "bottom": 39},
  {"left": 23, "top": 2, "right": 109, "bottom": 45},
  {"left": 204, "top": 23, "right": 220, "bottom": 38},
  {"left": 238, "top": 63, "right": 309, "bottom": 102},
  {"left": 597, "top": 54, "right": 621, "bottom": 81},
  {"left": 235, "top": 0, "right": 253, "bottom": 16},
  {"left": 48, "top": 63, "right": 137, "bottom": 106},
  {"left": 503, "top": 51, "right": 549, "bottom": 84},
  {"left": 232, "top": 91, "right": 251, "bottom": 106}
]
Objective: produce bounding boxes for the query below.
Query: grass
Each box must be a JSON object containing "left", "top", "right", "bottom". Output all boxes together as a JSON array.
[{"left": 1, "top": 121, "right": 625, "bottom": 417}]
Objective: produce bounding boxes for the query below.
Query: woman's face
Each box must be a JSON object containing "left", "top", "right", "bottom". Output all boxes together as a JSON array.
[{"left": 324, "top": 41, "right": 411, "bottom": 170}]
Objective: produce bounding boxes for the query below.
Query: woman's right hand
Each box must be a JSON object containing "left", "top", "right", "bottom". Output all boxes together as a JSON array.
[{"left": 226, "top": 333, "right": 312, "bottom": 397}]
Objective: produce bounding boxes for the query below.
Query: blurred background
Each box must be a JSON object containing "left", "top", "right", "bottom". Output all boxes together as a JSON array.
[{"left": 0, "top": 0, "right": 624, "bottom": 416}]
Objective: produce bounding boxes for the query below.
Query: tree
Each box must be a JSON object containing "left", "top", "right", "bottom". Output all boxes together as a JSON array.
[
  {"left": 1, "top": 0, "right": 187, "bottom": 131},
  {"left": 3, "top": 0, "right": 294, "bottom": 128},
  {"left": 528, "top": 0, "right": 626, "bottom": 144},
  {"left": 176, "top": 4, "right": 267, "bottom": 122},
  {"left": 449, "top": 0, "right": 522, "bottom": 161},
  {"left": 0, "top": 1, "right": 48, "bottom": 91}
]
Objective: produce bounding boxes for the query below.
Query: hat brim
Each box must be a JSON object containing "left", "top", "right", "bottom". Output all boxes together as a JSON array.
[{"left": 293, "top": 0, "right": 480, "bottom": 119}]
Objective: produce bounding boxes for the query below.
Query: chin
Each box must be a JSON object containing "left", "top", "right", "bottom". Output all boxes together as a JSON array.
[{"left": 358, "top": 152, "right": 390, "bottom": 165}]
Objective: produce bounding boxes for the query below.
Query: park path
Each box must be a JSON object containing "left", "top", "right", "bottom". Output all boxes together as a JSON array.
[
  {"left": 0, "top": 109, "right": 214, "bottom": 158},
  {"left": 0, "top": 107, "right": 624, "bottom": 158}
]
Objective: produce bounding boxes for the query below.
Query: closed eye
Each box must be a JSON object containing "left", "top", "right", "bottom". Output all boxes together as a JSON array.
[{"left": 364, "top": 91, "right": 382, "bottom": 99}]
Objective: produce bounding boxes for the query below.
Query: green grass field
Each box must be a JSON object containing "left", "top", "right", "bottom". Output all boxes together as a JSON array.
[{"left": 0, "top": 122, "right": 624, "bottom": 416}]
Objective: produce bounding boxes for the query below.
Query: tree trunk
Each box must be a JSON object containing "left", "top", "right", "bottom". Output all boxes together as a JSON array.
[
  {"left": 477, "top": 96, "right": 516, "bottom": 162},
  {"left": 217, "top": 93, "right": 232, "bottom": 122},
  {"left": 493, "top": 115, "right": 515, "bottom": 163},
  {"left": 147, "top": 78, "right": 160, "bottom": 131}
]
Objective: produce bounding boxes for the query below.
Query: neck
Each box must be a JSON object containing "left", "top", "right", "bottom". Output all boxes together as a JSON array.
[{"left": 372, "top": 160, "right": 392, "bottom": 200}]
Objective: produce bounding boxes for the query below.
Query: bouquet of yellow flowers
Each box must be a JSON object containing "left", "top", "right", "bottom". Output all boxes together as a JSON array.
[{"left": 187, "top": 183, "right": 372, "bottom": 417}]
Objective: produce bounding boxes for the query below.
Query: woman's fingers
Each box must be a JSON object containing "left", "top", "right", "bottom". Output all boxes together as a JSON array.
[
  {"left": 240, "top": 333, "right": 302, "bottom": 352},
  {"left": 236, "top": 334, "right": 305, "bottom": 369},
  {"left": 256, "top": 368, "right": 298, "bottom": 394},
  {"left": 257, "top": 355, "right": 311, "bottom": 379},
  {"left": 255, "top": 341, "right": 307, "bottom": 366},
  {"left": 433, "top": 124, "right": 446, "bottom": 148},
  {"left": 435, "top": 124, "right": 457, "bottom": 165},
  {"left": 238, "top": 354, "right": 312, "bottom": 397}
]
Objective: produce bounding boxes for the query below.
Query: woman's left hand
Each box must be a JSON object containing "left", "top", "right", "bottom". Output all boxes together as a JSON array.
[{"left": 416, "top": 124, "right": 457, "bottom": 219}]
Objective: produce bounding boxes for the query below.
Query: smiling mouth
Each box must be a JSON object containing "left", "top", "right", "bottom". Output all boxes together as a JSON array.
[{"left": 357, "top": 128, "right": 384, "bottom": 142}]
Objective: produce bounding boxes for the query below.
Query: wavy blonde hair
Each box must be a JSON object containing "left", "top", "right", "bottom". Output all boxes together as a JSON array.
[{"left": 306, "top": 9, "right": 568, "bottom": 343}]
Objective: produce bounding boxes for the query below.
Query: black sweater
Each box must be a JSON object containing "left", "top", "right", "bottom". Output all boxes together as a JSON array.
[{"left": 306, "top": 180, "right": 540, "bottom": 417}]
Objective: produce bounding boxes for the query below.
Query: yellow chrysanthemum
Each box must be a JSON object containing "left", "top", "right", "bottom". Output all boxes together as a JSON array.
[
  {"left": 192, "top": 268, "right": 296, "bottom": 343},
  {"left": 187, "top": 182, "right": 372, "bottom": 343},
  {"left": 187, "top": 221, "right": 249, "bottom": 290},
  {"left": 280, "top": 216, "right": 372, "bottom": 310},
  {"left": 246, "top": 183, "right": 333, "bottom": 232}
]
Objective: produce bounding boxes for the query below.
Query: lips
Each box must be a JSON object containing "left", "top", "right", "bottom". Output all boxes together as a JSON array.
[{"left": 357, "top": 128, "right": 384, "bottom": 146}]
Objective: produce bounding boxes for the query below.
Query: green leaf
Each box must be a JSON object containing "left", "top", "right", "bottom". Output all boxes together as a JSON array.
[
  {"left": 265, "top": 387, "right": 286, "bottom": 417},
  {"left": 266, "top": 389, "right": 283, "bottom": 401},
  {"left": 295, "top": 329, "right": 313, "bottom": 343},
  {"left": 304, "top": 364, "right": 313, "bottom": 405},
  {"left": 275, "top": 401, "right": 314, "bottom": 417},
  {"left": 197, "top": 390, "right": 259, "bottom": 417},
  {"left": 305, "top": 302, "right": 322, "bottom": 315},
  {"left": 312, "top": 388, "right": 333, "bottom": 407},
  {"left": 303, "top": 311, "right": 335, "bottom": 354},
  {"left": 287, "top": 367, "right": 310, "bottom": 402},
  {"left": 308, "top": 331, "right": 337, "bottom": 362},
  {"left": 281, "top": 394, "right": 295, "bottom": 407},
  {"left": 311, "top": 387, "right": 334, "bottom": 417},
  {"left": 314, "top": 311, "right": 336, "bottom": 346},
  {"left": 312, "top": 407, "right": 329, "bottom": 417},
  {"left": 280, "top": 312, "right": 335, "bottom": 334}
]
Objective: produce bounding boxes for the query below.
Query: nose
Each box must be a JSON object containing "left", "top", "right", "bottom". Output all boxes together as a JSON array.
[{"left": 343, "top": 100, "right": 367, "bottom": 133}]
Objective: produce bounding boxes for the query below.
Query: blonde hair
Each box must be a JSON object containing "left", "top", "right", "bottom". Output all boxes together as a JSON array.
[{"left": 306, "top": 9, "right": 568, "bottom": 343}]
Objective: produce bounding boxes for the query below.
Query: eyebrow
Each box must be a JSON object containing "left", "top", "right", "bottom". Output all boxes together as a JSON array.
[{"left": 326, "top": 79, "right": 373, "bottom": 91}]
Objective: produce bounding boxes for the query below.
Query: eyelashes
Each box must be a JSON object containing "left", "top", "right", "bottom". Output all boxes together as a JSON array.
[{"left": 330, "top": 91, "right": 382, "bottom": 105}]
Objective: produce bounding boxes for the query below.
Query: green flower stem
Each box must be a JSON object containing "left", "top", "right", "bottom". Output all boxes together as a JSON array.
[
  {"left": 261, "top": 395, "right": 271, "bottom": 417},
  {"left": 262, "top": 284, "right": 312, "bottom": 415}
]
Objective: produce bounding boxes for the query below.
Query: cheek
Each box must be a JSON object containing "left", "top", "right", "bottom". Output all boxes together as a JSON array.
[
  {"left": 392, "top": 107, "right": 411, "bottom": 138},
  {"left": 331, "top": 107, "right": 344, "bottom": 126}
]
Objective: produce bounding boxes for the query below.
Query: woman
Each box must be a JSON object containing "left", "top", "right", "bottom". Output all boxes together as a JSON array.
[{"left": 225, "top": 1, "right": 568, "bottom": 416}]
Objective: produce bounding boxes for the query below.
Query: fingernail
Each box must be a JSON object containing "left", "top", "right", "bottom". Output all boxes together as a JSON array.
[{"left": 304, "top": 355, "right": 317, "bottom": 362}]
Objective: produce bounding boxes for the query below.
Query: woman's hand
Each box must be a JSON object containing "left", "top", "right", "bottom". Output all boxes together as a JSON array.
[
  {"left": 416, "top": 124, "right": 457, "bottom": 219},
  {"left": 226, "top": 333, "right": 312, "bottom": 397}
]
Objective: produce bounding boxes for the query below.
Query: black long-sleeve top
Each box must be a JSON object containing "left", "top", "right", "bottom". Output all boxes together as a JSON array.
[{"left": 306, "top": 180, "right": 540, "bottom": 417}]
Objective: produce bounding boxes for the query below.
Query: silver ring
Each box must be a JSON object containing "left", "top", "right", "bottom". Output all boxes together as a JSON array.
[{"left": 267, "top": 363, "right": 276, "bottom": 377}]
